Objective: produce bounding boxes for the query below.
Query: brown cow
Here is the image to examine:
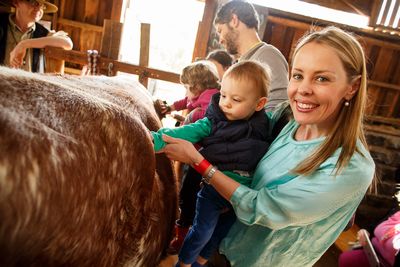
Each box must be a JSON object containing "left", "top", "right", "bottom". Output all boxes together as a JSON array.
[{"left": 0, "top": 67, "right": 177, "bottom": 267}]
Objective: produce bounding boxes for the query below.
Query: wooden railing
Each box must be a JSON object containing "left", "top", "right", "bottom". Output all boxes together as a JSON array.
[{"left": 45, "top": 47, "right": 180, "bottom": 86}]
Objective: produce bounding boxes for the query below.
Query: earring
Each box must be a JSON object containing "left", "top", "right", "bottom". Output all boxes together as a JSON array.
[{"left": 344, "top": 100, "right": 350, "bottom": 107}]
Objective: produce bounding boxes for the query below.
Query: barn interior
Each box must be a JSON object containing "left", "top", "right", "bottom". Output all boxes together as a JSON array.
[{"left": 1, "top": 0, "right": 399, "bottom": 266}]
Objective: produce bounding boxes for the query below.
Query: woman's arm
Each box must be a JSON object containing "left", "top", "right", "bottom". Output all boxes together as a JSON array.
[{"left": 160, "top": 134, "right": 240, "bottom": 200}]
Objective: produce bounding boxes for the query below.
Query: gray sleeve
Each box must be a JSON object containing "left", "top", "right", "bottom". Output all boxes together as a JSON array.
[{"left": 250, "top": 45, "right": 289, "bottom": 112}]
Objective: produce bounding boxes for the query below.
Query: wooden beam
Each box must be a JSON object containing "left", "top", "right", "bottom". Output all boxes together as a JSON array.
[
  {"left": 52, "top": 0, "right": 59, "bottom": 31},
  {"left": 57, "top": 18, "right": 103, "bottom": 33},
  {"left": 100, "top": 19, "right": 123, "bottom": 60},
  {"left": 369, "top": 0, "right": 382, "bottom": 26},
  {"left": 45, "top": 48, "right": 88, "bottom": 65},
  {"left": 45, "top": 47, "right": 180, "bottom": 85},
  {"left": 139, "top": 23, "right": 151, "bottom": 87},
  {"left": 192, "top": 0, "right": 218, "bottom": 60},
  {"left": 369, "top": 80, "right": 400, "bottom": 92},
  {"left": 266, "top": 9, "right": 400, "bottom": 49},
  {"left": 110, "top": 0, "right": 124, "bottom": 21},
  {"left": 366, "top": 115, "right": 400, "bottom": 128}
]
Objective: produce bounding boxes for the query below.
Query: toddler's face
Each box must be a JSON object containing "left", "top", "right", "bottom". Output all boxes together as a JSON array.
[
  {"left": 184, "top": 84, "right": 199, "bottom": 101},
  {"left": 219, "top": 76, "right": 265, "bottom": 121}
]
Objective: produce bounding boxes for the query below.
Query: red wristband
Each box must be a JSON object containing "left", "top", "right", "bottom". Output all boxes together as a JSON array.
[{"left": 192, "top": 159, "right": 211, "bottom": 176}]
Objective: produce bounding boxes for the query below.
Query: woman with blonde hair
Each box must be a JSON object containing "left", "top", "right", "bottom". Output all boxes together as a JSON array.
[{"left": 158, "top": 26, "right": 375, "bottom": 266}]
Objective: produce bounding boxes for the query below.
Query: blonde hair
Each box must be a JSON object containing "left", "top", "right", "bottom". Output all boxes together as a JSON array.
[
  {"left": 292, "top": 26, "right": 369, "bottom": 176},
  {"left": 223, "top": 60, "right": 271, "bottom": 97},
  {"left": 180, "top": 60, "right": 220, "bottom": 95}
]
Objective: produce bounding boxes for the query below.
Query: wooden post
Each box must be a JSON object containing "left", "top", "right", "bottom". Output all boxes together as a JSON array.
[
  {"left": 100, "top": 19, "right": 123, "bottom": 75},
  {"left": 111, "top": 0, "right": 124, "bottom": 21},
  {"left": 139, "top": 23, "right": 150, "bottom": 88},
  {"left": 192, "top": 0, "right": 218, "bottom": 60}
]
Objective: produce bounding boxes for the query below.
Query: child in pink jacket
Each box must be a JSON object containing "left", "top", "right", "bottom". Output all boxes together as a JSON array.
[{"left": 161, "top": 60, "right": 220, "bottom": 125}]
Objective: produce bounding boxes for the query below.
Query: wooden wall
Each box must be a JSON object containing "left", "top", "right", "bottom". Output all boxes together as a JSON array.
[{"left": 52, "top": 0, "right": 123, "bottom": 52}]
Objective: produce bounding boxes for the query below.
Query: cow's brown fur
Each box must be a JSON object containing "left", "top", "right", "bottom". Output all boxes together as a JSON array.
[{"left": 0, "top": 67, "right": 177, "bottom": 267}]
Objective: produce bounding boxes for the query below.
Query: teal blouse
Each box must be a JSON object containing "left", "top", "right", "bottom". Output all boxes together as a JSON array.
[{"left": 220, "top": 119, "right": 375, "bottom": 266}]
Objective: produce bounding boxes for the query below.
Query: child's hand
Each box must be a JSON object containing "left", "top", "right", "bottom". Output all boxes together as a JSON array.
[
  {"left": 172, "top": 113, "right": 185, "bottom": 122},
  {"left": 153, "top": 99, "right": 171, "bottom": 119},
  {"left": 357, "top": 229, "right": 370, "bottom": 246}
]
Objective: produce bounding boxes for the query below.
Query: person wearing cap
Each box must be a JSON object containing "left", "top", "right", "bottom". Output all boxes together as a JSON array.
[{"left": 0, "top": 0, "right": 73, "bottom": 72}]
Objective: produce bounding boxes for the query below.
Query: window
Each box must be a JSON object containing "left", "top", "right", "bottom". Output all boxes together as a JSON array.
[
  {"left": 119, "top": 0, "right": 205, "bottom": 127},
  {"left": 372, "top": 0, "right": 400, "bottom": 35},
  {"left": 250, "top": 0, "right": 369, "bottom": 29}
]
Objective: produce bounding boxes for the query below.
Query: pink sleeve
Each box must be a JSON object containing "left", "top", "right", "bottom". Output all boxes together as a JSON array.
[
  {"left": 189, "top": 108, "right": 206, "bottom": 123},
  {"left": 173, "top": 97, "right": 189, "bottom": 111}
]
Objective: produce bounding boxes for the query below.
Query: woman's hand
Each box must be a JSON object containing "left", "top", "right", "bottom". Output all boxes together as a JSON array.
[{"left": 157, "top": 134, "right": 203, "bottom": 165}]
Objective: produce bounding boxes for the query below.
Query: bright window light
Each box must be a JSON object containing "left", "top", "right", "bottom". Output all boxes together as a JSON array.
[
  {"left": 376, "top": 0, "right": 388, "bottom": 25},
  {"left": 393, "top": 5, "right": 400, "bottom": 28},
  {"left": 250, "top": 0, "right": 370, "bottom": 29},
  {"left": 119, "top": 0, "right": 205, "bottom": 128}
]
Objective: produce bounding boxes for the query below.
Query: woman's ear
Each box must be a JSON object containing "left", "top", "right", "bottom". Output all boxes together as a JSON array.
[
  {"left": 345, "top": 75, "right": 361, "bottom": 101},
  {"left": 255, "top": 97, "right": 267, "bottom": 111}
]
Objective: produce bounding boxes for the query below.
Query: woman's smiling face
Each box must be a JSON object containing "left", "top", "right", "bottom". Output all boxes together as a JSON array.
[{"left": 288, "top": 41, "right": 356, "bottom": 134}]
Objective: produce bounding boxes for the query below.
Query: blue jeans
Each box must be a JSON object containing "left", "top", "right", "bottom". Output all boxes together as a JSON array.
[{"left": 178, "top": 184, "right": 236, "bottom": 264}]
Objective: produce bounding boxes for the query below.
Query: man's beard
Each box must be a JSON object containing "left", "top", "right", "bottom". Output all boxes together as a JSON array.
[{"left": 224, "top": 27, "right": 239, "bottom": 56}]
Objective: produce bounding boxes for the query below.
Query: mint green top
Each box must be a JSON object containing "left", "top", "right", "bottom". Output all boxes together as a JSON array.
[
  {"left": 151, "top": 118, "right": 252, "bottom": 186},
  {"left": 220, "top": 119, "right": 375, "bottom": 267}
]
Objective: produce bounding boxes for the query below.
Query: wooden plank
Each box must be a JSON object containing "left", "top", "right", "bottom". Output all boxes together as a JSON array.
[
  {"left": 45, "top": 48, "right": 181, "bottom": 84},
  {"left": 58, "top": 18, "right": 103, "bottom": 32},
  {"left": 100, "top": 19, "right": 123, "bottom": 60},
  {"left": 52, "top": 0, "right": 59, "bottom": 31},
  {"left": 75, "top": 0, "right": 85, "bottom": 22},
  {"left": 267, "top": 11, "right": 400, "bottom": 50},
  {"left": 369, "top": 0, "right": 383, "bottom": 26},
  {"left": 61, "top": 0, "right": 76, "bottom": 20},
  {"left": 379, "top": 0, "right": 392, "bottom": 26},
  {"left": 59, "top": 0, "right": 66, "bottom": 19},
  {"left": 139, "top": 23, "right": 150, "bottom": 67},
  {"left": 192, "top": 0, "right": 217, "bottom": 60},
  {"left": 389, "top": 0, "right": 400, "bottom": 27},
  {"left": 366, "top": 85, "right": 381, "bottom": 116},
  {"left": 370, "top": 47, "right": 393, "bottom": 116},
  {"left": 269, "top": 23, "right": 287, "bottom": 55},
  {"left": 369, "top": 80, "right": 400, "bottom": 92},
  {"left": 287, "top": 28, "right": 307, "bottom": 63},
  {"left": 366, "top": 115, "right": 400, "bottom": 127},
  {"left": 45, "top": 48, "right": 88, "bottom": 65},
  {"left": 81, "top": 28, "right": 101, "bottom": 51},
  {"left": 383, "top": 91, "right": 399, "bottom": 117},
  {"left": 98, "top": 59, "right": 180, "bottom": 84},
  {"left": 84, "top": 0, "right": 99, "bottom": 25},
  {"left": 139, "top": 23, "right": 150, "bottom": 87},
  {"left": 365, "top": 124, "right": 400, "bottom": 137},
  {"left": 97, "top": 0, "right": 112, "bottom": 26},
  {"left": 110, "top": 0, "right": 124, "bottom": 21}
]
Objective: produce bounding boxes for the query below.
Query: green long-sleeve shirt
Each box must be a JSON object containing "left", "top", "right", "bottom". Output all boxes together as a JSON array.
[{"left": 151, "top": 117, "right": 253, "bottom": 186}]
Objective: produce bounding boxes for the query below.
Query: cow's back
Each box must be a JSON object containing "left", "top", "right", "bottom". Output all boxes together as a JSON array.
[{"left": 0, "top": 67, "right": 177, "bottom": 267}]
